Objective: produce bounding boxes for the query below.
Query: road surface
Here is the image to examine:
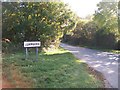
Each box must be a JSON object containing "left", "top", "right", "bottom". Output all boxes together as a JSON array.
[{"left": 60, "top": 43, "right": 119, "bottom": 88}]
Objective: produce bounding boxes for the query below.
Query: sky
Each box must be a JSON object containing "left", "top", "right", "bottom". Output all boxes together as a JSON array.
[
  {"left": 62, "top": 0, "right": 102, "bottom": 18},
  {"left": 2, "top": 0, "right": 102, "bottom": 18}
]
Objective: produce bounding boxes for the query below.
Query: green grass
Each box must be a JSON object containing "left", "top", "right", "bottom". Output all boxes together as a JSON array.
[
  {"left": 2, "top": 48, "right": 104, "bottom": 88},
  {"left": 77, "top": 44, "right": 120, "bottom": 54},
  {"left": 89, "top": 47, "right": 120, "bottom": 54},
  {"left": 64, "top": 42, "right": 120, "bottom": 54}
]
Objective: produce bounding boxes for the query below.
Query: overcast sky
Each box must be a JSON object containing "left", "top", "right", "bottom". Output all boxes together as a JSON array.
[{"left": 62, "top": 0, "right": 102, "bottom": 18}]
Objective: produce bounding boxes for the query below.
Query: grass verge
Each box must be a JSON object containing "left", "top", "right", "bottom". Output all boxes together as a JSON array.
[
  {"left": 64, "top": 42, "right": 120, "bottom": 54},
  {"left": 73, "top": 45, "right": 120, "bottom": 54},
  {"left": 78, "top": 44, "right": 120, "bottom": 54},
  {"left": 2, "top": 48, "right": 104, "bottom": 88}
]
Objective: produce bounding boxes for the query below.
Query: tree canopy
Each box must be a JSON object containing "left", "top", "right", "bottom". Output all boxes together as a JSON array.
[
  {"left": 93, "top": 2, "right": 119, "bottom": 48},
  {"left": 63, "top": 1, "right": 119, "bottom": 49},
  {"left": 2, "top": 2, "right": 77, "bottom": 49}
]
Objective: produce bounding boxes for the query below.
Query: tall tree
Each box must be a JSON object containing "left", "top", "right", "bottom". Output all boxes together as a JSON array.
[
  {"left": 2, "top": 2, "right": 77, "bottom": 48},
  {"left": 93, "top": 1, "right": 119, "bottom": 49}
]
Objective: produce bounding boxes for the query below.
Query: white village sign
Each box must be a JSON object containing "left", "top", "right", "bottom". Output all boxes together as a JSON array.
[
  {"left": 24, "top": 41, "right": 41, "bottom": 47},
  {"left": 24, "top": 41, "right": 41, "bottom": 61}
]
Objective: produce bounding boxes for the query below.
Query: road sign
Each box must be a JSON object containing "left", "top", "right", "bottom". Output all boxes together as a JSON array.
[
  {"left": 24, "top": 41, "right": 41, "bottom": 48},
  {"left": 24, "top": 41, "right": 41, "bottom": 61}
]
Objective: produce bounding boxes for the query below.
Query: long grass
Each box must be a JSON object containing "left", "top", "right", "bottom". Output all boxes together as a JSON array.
[{"left": 2, "top": 48, "right": 104, "bottom": 88}]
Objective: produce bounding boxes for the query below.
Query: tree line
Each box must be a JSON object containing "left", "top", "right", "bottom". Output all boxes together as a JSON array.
[
  {"left": 2, "top": 2, "right": 120, "bottom": 52},
  {"left": 2, "top": 2, "right": 77, "bottom": 52},
  {"left": 63, "top": 2, "right": 120, "bottom": 50}
]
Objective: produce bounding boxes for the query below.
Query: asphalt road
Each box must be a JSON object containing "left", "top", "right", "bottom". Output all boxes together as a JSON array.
[{"left": 60, "top": 43, "right": 119, "bottom": 88}]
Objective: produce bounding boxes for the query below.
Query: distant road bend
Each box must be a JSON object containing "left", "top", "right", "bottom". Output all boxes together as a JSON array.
[{"left": 60, "top": 43, "right": 119, "bottom": 88}]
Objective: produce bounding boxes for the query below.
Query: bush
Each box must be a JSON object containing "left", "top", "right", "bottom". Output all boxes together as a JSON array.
[
  {"left": 116, "top": 40, "right": 120, "bottom": 50},
  {"left": 94, "top": 29, "right": 116, "bottom": 49},
  {"left": 2, "top": 39, "right": 24, "bottom": 53}
]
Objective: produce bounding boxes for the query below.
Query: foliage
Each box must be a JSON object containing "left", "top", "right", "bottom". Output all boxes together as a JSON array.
[
  {"left": 2, "top": 2, "right": 77, "bottom": 50},
  {"left": 118, "top": 1, "right": 120, "bottom": 50},
  {"left": 2, "top": 48, "right": 104, "bottom": 88},
  {"left": 94, "top": 27, "right": 117, "bottom": 49},
  {"left": 62, "top": 20, "right": 85, "bottom": 45},
  {"left": 63, "top": 2, "right": 119, "bottom": 50},
  {"left": 63, "top": 20, "right": 98, "bottom": 46},
  {"left": 93, "top": 2, "right": 119, "bottom": 49}
]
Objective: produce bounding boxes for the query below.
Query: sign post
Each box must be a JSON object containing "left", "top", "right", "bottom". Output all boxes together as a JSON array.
[
  {"left": 25, "top": 48, "right": 28, "bottom": 60},
  {"left": 36, "top": 47, "right": 38, "bottom": 61},
  {"left": 24, "top": 41, "right": 41, "bottom": 61}
]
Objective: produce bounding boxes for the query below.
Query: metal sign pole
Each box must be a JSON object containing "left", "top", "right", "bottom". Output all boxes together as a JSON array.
[
  {"left": 24, "top": 41, "right": 41, "bottom": 61},
  {"left": 36, "top": 47, "right": 38, "bottom": 61},
  {"left": 25, "top": 48, "right": 28, "bottom": 60}
]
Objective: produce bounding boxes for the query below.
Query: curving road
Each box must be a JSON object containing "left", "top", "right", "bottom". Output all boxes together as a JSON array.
[{"left": 60, "top": 43, "right": 119, "bottom": 88}]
